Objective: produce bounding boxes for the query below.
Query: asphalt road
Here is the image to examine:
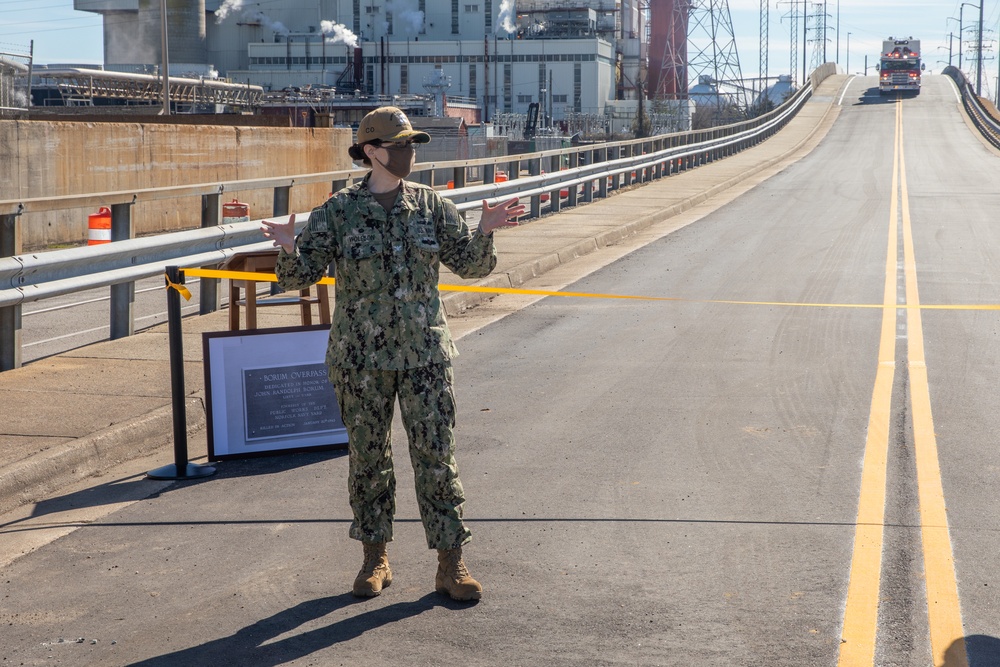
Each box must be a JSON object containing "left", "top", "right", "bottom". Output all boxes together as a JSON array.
[{"left": 3, "top": 76, "right": 1000, "bottom": 666}]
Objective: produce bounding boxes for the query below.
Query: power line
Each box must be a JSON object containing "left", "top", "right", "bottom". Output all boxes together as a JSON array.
[
  {"left": 0, "top": 21, "right": 103, "bottom": 39},
  {"left": 0, "top": 15, "right": 105, "bottom": 28},
  {"left": 0, "top": 4, "right": 77, "bottom": 14}
]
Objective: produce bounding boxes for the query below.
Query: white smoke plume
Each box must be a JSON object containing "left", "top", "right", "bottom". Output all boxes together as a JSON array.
[
  {"left": 10, "top": 89, "right": 29, "bottom": 108},
  {"left": 214, "top": 0, "right": 289, "bottom": 36},
  {"left": 214, "top": 0, "right": 244, "bottom": 23},
  {"left": 386, "top": 0, "right": 424, "bottom": 35},
  {"left": 496, "top": 0, "right": 516, "bottom": 34},
  {"left": 321, "top": 20, "right": 359, "bottom": 48},
  {"left": 245, "top": 10, "right": 289, "bottom": 35}
]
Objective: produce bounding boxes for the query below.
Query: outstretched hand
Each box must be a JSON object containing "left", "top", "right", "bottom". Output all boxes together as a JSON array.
[
  {"left": 479, "top": 197, "right": 525, "bottom": 236},
  {"left": 261, "top": 213, "right": 296, "bottom": 254}
]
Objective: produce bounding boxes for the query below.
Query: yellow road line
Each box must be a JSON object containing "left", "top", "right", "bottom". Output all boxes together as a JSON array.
[
  {"left": 899, "top": 101, "right": 968, "bottom": 667},
  {"left": 180, "top": 268, "right": 1000, "bottom": 311},
  {"left": 837, "top": 98, "right": 899, "bottom": 667}
]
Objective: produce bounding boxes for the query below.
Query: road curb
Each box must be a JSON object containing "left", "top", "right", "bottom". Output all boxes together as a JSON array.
[{"left": 0, "top": 397, "right": 206, "bottom": 516}]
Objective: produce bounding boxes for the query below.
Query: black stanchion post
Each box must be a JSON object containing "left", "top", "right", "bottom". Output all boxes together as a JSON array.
[{"left": 148, "top": 266, "right": 216, "bottom": 480}]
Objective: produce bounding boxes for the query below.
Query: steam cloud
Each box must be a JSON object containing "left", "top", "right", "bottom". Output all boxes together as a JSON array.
[
  {"left": 321, "top": 21, "right": 359, "bottom": 48},
  {"left": 214, "top": 0, "right": 243, "bottom": 22},
  {"left": 10, "top": 89, "right": 28, "bottom": 108},
  {"left": 386, "top": 0, "right": 424, "bottom": 35},
  {"left": 244, "top": 10, "right": 289, "bottom": 35},
  {"left": 497, "top": 0, "right": 516, "bottom": 34},
  {"left": 214, "top": 0, "right": 289, "bottom": 36}
]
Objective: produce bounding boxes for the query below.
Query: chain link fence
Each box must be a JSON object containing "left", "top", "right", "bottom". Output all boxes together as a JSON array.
[{"left": 0, "top": 43, "right": 33, "bottom": 116}]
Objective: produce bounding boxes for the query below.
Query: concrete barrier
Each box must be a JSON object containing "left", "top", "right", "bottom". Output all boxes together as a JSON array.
[
  {"left": 0, "top": 120, "right": 353, "bottom": 249},
  {"left": 811, "top": 62, "right": 839, "bottom": 90}
]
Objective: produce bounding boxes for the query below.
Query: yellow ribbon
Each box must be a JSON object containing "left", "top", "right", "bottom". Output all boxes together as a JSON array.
[
  {"left": 164, "top": 272, "right": 192, "bottom": 301},
  {"left": 179, "top": 267, "right": 1000, "bottom": 312}
]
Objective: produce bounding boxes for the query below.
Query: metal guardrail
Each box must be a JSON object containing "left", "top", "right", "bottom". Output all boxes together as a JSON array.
[
  {"left": 35, "top": 68, "right": 264, "bottom": 109},
  {"left": 944, "top": 66, "right": 1000, "bottom": 150},
  {"left": 0, "top": 81, "right": 814, "bottom": 370}
]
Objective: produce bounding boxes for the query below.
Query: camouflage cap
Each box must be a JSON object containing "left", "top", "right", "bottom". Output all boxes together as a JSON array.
[{"left": 357, "top": 106, "right": 431, "bottom": 144}]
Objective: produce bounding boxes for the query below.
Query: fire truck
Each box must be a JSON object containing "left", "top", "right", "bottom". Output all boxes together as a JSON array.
[{"left": 877, "top": 37, "right": 924, "bottom": 94}]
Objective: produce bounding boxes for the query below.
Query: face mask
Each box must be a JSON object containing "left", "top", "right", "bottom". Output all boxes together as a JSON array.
[{"left": 374, "top": 144, "right": 415, "bottom": 179}]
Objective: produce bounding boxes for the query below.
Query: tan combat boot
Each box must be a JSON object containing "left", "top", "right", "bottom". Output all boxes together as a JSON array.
[
  {"left": 435, "top": 547, "right": 482, "bottom": 601},
  {"left": 353, "top": 541, "right": 392, "bottom": 597}
]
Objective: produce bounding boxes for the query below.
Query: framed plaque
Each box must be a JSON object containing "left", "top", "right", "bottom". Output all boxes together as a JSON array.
[{"left": 203, "top": 325, "right": 348, "bottom": 461}]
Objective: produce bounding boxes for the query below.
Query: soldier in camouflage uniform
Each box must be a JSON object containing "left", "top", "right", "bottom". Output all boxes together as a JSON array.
[{"left": 263, "top": 106, "right": 524, "bottom": 601}]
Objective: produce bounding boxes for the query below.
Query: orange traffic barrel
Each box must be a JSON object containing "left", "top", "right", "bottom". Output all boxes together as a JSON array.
[
  {"left": 87, "top": 207, "right": 112, "bottom": 245},
  {"left": 222, "top": 199, "right": 250, "bottom": 224}
]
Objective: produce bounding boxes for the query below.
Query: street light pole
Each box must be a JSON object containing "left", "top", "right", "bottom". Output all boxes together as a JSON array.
[
  {"left": 959, "top": 5, "right": 966, "bottom": 70},
  {"left": 947, "top": 17, "right": 962, "bottom": 69},
  {"left": 836, "top": 0, "right": 840, "bottom": 64},
  {"left": 959, "top": 2, "right": 981, "bottom": 74},
  {"left": 846, "top": 32, "right": 851, "bottom": 75}
]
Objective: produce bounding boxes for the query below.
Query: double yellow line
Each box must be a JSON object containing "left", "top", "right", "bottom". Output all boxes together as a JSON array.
[{"left": 838, "top": 99, "right": 967, "bottom": 666}]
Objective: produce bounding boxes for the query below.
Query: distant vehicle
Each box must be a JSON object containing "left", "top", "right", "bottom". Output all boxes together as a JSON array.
[{"left": 876, "top": 37, "right": 925, "bottom": 95}]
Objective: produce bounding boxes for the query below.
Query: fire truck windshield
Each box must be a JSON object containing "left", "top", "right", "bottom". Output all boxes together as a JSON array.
[{"left": 881, "top": 60, "right": 919, "bottom": 71}]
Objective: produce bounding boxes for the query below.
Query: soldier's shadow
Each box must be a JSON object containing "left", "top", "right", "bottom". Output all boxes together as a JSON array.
[
  {"left": 126, "top": 592, "right": 471, "bottom": 667},
  {"left": 948, "top": 634, "right": 1000, "bottom": 666}
]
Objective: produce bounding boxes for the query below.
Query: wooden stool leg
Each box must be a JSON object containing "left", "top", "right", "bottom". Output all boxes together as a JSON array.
[
  {"left": 229, "top": 281, "right": 240, "bottom": 331},
  {"left": 317, "top": 284, "right": 331, "bottom": 324},
  {"left": 299, "top": 288, "right": 312, "bottom": 326},
  {"left": 246, "top": 281, "right": 258, "bottom": 330}
]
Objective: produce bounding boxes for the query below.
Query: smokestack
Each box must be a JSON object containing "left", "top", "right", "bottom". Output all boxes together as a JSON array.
[
  {"left": 138, "top": 0, "right": 207, "bottom": 66},
  {"left": 648, "top": 0, "right": 689, "bottom": 98}
]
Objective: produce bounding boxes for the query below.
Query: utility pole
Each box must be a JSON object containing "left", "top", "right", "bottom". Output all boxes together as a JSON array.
[
  {"left": 846, "top": 32, "right": 851, "bottom": 74},
  {"left": 822, "top": 0, "right": 827, "bottom": 64},
  {"left": 159, "top": 0, "right": 170, "bottom": 116},
  {"left": 802, "top": 0, "right": 807, "bottom": 86},
  {"left": 26, "top": 40, "right": 34, "bottom": 109},
  {"left": 959, "top": 2, "right": 980, "bottom": 72},
  {"left": 977, "top": 0, "right": 984, "bottom": 95},
  {"left": 760, "top": 0, "right": 769, "bottom": 103}
]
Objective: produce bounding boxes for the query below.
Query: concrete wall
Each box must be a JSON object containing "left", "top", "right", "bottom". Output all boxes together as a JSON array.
[
  {"left": 0, "top": 120, "right": 353, "bottom": 250},
  {"left": 810, "top": 63, "right": 838, "bottom": 90}
]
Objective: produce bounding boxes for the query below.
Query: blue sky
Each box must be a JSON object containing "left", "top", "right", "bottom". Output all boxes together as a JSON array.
[{"left": 1, "top": 1, "right": 997, "bottom": 91}]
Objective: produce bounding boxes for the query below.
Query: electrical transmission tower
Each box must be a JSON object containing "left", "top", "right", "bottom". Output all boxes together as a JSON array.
[
  {"left": 783, "top": 0, "right": 798, "bottom": 87},
  {"left": 782, "top": 0, "right": 822, "bottom": 87},
  {"left": 808, "top": 1, "right": 826, "bottom": 74},
  {"left": 649, "top": 0, "right": 749, "bottom": 125},
  {"left": 686, "top": 0, "right": 749, "bottom": 115},
  {"left": 653, "top": 0, "right": 689, "bottom": 100}
]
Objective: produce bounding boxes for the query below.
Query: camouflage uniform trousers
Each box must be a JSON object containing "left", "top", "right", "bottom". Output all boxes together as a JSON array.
[{"left": 331, "top": 361, "right": 473, "bottom": 550}]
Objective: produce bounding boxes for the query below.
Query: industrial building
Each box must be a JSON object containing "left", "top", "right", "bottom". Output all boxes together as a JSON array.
[{"left": 72, "top": 0, "right": 661, "bottom": 129}]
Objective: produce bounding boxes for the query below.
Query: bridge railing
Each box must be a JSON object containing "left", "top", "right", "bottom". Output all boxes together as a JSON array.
[
  {"left": 944, "top": 66, "right": 1000, "bottom": 150},
  {"left": 0, "top": 80, "right": 817, "bottom": 371}
]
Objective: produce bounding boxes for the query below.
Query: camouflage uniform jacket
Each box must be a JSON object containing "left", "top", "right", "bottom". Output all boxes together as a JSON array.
[{"left": 275, "top": 174, "right": 497, "bottom": 370}]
